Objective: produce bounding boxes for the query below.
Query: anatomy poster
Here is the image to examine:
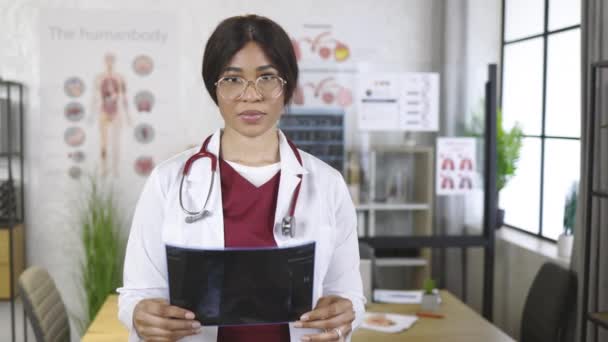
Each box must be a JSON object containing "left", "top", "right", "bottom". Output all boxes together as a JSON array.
[
  {"left": 290, "top": 24, "right": 353, "bottom": 65},
  {"left": 292, "top": 72, "right": 355, "bottom": 110},
  {"left": 40, "top": 9, "right": 177, "bottom": 184},
  {"left": 288, "top": 24, "right": 357, "bottom": 113},
  {"left": 357, "top": 72, "right": 439, "bottom": 131},
  {"left": 436, "top": 138, "right": 476, "bottom": 196}
]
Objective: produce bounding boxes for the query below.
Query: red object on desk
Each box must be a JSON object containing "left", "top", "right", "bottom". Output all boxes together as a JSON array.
[{"left": 416, "top": 311, "right": 445, "bottom": 319}]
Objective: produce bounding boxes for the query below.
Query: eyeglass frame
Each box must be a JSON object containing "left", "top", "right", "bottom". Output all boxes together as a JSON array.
[{"left": 214, "top": 75, "right": 287, "bottom": 100}]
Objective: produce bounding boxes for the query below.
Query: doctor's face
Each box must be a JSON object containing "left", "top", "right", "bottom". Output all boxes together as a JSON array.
[{"left": 216, "top": 42, "right": 285, "bottom": 139}]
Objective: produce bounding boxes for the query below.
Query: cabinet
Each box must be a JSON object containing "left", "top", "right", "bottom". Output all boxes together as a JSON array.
[
  {"left": 0, "top": 79, "right": 25, "bottom": 304},
  {"left": 0, "top": 224, "right": 24, "bottom": 299},
  {"left": 581, "top": 60, "right": 608, "bottom": 339},
  {"left": 356, "top": 146, "right": 434, "bottom": 288}
]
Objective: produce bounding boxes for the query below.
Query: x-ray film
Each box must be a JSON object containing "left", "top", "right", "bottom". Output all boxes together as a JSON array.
[{"left": 166, "top": 242, "right": 315, "bottom": 326}]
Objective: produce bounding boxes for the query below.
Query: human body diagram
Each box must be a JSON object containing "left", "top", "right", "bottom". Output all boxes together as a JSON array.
[{"left": 92, "top": 53, "right": 132, "bottom": 177}]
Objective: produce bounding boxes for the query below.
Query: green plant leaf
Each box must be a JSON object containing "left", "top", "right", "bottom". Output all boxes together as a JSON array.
[
  {"left": 463, "top": 103, "right": 523, "bottom": 192},
  {"left": 78, "top": 176, "right": 126, "bottom": 326},
  {"left": 423, "top": 278, "right": 436, "bottom": 294}
]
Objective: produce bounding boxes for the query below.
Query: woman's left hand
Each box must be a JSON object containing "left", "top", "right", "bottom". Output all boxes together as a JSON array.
[{"left": 294, "top": 295, "right": 355, "bottom": 341}]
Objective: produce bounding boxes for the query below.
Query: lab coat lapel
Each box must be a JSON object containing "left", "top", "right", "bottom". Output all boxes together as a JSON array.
[{"left": 274, "top": 130, "right": 309, "bottom": 246}]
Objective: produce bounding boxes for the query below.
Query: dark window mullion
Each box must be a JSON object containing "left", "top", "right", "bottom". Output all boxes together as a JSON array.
[
  {"left": 538, "top": 0, "right": 550, "bottom": 238},
  {"left": 503, "top": 24, "right": 581, "bottom": 45},
  {"left": 521, "top": 134, "right": 581, "bottom": 140},
  {"left": 504, "top": 32, "right": 545, "bottom": 45}
]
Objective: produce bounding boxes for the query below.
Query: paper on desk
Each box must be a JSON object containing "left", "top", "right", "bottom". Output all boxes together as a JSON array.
[
  {"left": 373, "top": 289, "right": 423, "bottom": 304},
  {"left": 361, "top": 312, "right": 418, "bottom": 333}
]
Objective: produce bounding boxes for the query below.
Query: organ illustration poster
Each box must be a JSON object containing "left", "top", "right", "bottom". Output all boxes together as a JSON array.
[
  {"left": 288, "top": 23, "right": 357, "bottom": 112},
  {"left": 436, "top": 138, "right": 477, "bottom": 196},
  {"left": 40, "top": 9, "right": 177, "bottom": 183}
]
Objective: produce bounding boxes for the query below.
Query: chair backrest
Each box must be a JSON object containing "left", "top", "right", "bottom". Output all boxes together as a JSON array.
[
  {"left": 521, "top": 262, "right": 576, "bottom": 342},
  {"left": 18, "top": 266, "right": 70, "bottom": 342}
]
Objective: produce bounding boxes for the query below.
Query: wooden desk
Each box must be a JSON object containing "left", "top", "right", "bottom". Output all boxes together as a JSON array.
[
  {"left": 82, "top": 295, "right": 128, "bottom": 342},
  {"left": 83, "top": 291, "right": 514, "bottom": 342},
  {"left": 353, "top": 291, "right": 515, "bottom": 342}
]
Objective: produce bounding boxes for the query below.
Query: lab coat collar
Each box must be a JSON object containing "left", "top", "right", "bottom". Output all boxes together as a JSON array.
[
  {"left": 186, "top": 128, "right": 309, "bottom": 181},
  {"left": 278, "top": 129, "right": 309, "bottom": 176},
  {"left": 183, "top": 128, "right": 309, "bottom": 232}
]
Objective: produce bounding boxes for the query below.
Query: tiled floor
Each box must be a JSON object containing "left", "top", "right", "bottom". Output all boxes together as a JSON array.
[{"left": 0, "top": 299, "right": 35, "bottom": 342}]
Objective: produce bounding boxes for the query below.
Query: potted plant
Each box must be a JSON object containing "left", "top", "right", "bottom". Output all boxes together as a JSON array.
[
  {"left": 420, "top": 279, "right": 440, "bottom": 312},
  {"left": 78, "top": 176, "right": 126, "bottom": 328},
  {"left": 558, "top": 182, "right": 577, "bottom": 258},
  {"left": 463, "top": 103, "right": 523, "bottom": 228}
]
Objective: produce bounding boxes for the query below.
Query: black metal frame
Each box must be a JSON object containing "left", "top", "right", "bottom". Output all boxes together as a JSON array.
[
  {"left": 500, "top": 0, "right": 582, "bottom": 241},
  {"left": 1, "top": 78, "right": 26, "bottom": 342},
  {"left": 359, "top": 64, "right": 498, "bottom": 320},
  {"left": 581, "top": 60, "right": 608, "bottom": 342}
]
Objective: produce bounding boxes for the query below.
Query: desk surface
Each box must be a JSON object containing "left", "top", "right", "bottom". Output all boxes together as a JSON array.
[
  {"left": 83, "top": 291, "right": 514, "bottom": 342},
  {"left": 82, "top": 295, "right": 127, "bottom": 342},
  {"left": 353, "top": 291, "right": 515, "bottom": 342}
]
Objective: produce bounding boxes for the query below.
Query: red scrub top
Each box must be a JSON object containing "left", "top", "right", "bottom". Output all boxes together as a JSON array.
[{"left": 217, "top": 158, "right": 291, "bottom": 342}]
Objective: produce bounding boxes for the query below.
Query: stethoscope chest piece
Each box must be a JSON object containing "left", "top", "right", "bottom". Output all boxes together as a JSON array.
[
  {"left": 281, "top": 216, "right": 296, "bottom": 238},
  {"left": 185, "top": 210, "right": 211, "bottom": 224}
]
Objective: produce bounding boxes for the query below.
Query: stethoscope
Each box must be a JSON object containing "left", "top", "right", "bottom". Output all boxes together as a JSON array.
[{"left": 179, "top": 134, "right": 303, "bottom": 238}]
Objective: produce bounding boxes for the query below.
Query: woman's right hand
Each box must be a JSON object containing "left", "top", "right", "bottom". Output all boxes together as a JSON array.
[{"left": 133, "top": 298, "right": 202, "bottom": 342}]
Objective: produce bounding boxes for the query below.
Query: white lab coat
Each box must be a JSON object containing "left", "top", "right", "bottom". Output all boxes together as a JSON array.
[{"left": 117, "top": 129, "right": 366, "bottom": 342}]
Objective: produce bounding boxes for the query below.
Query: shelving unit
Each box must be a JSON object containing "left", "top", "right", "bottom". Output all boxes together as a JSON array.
[
  {"left": 356, "top": 146, "right": 434, "bottom": 288},
  {"left": 0, "top": 78, "right": 26, "bottom": 342},
  {"left": 581, "top": 60, "right": 608, "bottom": 341},
  {"left": 358, "top": 64, "right": 497, "bottom": 320}
]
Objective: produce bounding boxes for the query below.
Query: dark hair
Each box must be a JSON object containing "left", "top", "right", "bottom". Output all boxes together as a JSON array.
[{"left": 202, "top": 15, "right": 298, "bottom": 105}]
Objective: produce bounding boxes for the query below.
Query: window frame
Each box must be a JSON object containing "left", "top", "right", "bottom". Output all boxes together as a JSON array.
[{"left": 500, "top": 0, "right": 581, "bottom": 241}]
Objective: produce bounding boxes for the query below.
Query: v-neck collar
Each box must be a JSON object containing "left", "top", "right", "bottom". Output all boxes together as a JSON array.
[{"left": 220, "top": 157, "right": 281, "bottom": 190}]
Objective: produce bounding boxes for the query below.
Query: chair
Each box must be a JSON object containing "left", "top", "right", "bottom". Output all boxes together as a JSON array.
[
  {"left": 520, "top": 262, "right": 576, "bottom": 342},
  {"left": 359, "top": 241, "right": 376, "bottom": 302},
  {"left": 18, "top": 266, "right": 70, "bottom": 342}
]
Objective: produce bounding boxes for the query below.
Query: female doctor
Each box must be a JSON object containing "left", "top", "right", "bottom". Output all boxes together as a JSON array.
[{"left": 118, "top": 14, "right": 365, "bottom": 342}]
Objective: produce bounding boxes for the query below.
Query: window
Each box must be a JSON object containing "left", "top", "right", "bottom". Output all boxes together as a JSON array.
[{"left": 500, "top": 0, "right": 581, "bottom": 241}]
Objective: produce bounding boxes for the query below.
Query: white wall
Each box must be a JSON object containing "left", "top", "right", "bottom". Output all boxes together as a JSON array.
[{"left": 0, "top": 0, "right": 444, "bottom": 339}]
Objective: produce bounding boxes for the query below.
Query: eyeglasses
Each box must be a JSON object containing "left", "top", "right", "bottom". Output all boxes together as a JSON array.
[{"left": 215, "top": 75, "right": 287, "bottom": 101}]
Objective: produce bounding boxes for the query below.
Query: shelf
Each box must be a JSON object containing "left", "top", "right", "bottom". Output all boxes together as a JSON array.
[
  {"left": 0, "top": 152, "right": 21, "bottom": 157},
  {"left": 0, "top": 221, "right": 23, "bottom": 229},
  {"left": 592, "top": 61, "right": 608, "bottom": 68},
  {"left": 356, "top": 203, "right": 431, "bottom": 211},
  {"left": 587, "top": 312, "right": 608, "bottom": 330},
  {"left": 375, "top": 257, "right": 428, "bottom": 267},
  {"left": 592, "top": 190, "right": 608, "bottom": 198}
]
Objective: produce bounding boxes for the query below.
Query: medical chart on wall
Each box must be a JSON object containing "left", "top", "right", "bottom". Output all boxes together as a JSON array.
[
  {"left": 40, "top": 9, "right": 177, "bottom": 184},
  {"left": 436, "top": 138, "right": 477, "bottom": 196},
  {"left": 357, "top": 72, "right": 439, "bottom": 131},
  {"left": 287, "top": 23, "right": 359, "bottom": 114}
]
